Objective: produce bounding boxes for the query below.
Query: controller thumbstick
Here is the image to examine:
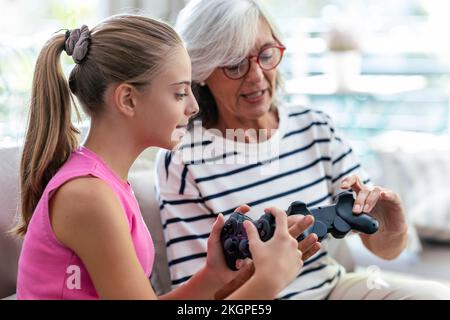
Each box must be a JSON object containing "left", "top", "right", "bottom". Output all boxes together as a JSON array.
[
  {"left": 256, "top": 219, "right": 271, "bottom": 241},
  {"left": 238, "top": 240, "right": 250, "bottom": 258},
  {"left": 258, "top": 223, "right": 266, "bottom": 238},
  {"left": 224, "top": 238, "right": 238, "bottom": 254}
]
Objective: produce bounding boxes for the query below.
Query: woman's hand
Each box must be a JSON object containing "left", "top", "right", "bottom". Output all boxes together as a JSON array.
[{"left": 340, "top": 175, "right": 408, "bottom": 259}]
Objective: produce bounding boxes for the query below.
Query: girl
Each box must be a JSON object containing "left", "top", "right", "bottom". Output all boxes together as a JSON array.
[{"left": 15, "top": 14, "right": 304, "bottom": 300}]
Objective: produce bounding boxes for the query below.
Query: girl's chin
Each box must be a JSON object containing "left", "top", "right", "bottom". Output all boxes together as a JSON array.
[
  {"left": 157, "top": 139, "right": 180, "bottom": 151},
  {"left": 150, "top": 131, "right": 185, "bottom": 151},
  {"left": 168, "top": 128, "right": 188, "bottom": 149}
]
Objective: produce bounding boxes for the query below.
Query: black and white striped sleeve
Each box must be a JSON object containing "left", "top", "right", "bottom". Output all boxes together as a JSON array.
[{"left": 325, "top": 115, "right": 372, "bottom": 197}]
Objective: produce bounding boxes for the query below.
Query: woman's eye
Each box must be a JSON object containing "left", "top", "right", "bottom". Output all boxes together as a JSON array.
[
  {"left": 226, "top": 65, "right": 240, "bottom": 72},
  {"left": 226, "top": 59, "right": 248, "bottom": 72},
  {"left": 260, "top": 54, "right": 273, "bottom": 61}
]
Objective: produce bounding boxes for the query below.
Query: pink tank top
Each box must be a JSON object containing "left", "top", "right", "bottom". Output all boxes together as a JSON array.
[{"left": 17, "top": 146, "right": 154, "bottom": 299}]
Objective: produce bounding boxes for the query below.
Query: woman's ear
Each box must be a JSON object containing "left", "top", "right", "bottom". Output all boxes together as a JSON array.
[{"left": 113, "top": 83, "right": 137, "bottom": 117}]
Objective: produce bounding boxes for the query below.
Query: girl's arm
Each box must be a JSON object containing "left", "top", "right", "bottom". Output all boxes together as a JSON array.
[
  {"left": 50, "top": 177, "right": 158, "bottom": 299},
  {"left": 159, "top": 210, "right": 246, "bottom": 300},
  {"left": 163, "top": 208, "right": 304, "bottom": 300},
  {"left": 51, "top": 176, "right": 234, "bottom": 300},
  {"left": 51, "top": 177, "right": 303, "bottom": 300}
]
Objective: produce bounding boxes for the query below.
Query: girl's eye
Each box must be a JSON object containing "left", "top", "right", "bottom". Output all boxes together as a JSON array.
[{"left": 175, "top": 93, "right": 189, "bottom": 100}]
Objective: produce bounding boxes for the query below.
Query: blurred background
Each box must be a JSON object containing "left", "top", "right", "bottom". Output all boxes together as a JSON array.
[{"left": 1, "top": 0, "right": 449, "bottom": 292}]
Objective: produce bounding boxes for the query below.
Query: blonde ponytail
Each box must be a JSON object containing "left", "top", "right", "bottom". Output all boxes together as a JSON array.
[{"left": 15, "top": 34, "right": 80, "bottom": 235}]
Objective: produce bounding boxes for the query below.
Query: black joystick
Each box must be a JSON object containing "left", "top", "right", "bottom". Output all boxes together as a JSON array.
[
  {"left": 221, "top": 191, "right": 379, "bottom": 270},
  {"left": 220, "top": 212, "right": 275, "bottom": 271},
  {"left": 287, "top": 191, "right": 379, "bottom": 241}
]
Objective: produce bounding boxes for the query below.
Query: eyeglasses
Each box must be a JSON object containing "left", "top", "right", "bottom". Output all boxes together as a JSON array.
[{"left": 222, "top": 45, "right": 286, "bottom": 80}]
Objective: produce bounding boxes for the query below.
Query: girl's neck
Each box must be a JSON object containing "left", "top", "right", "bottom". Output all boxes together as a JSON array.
[{"left": 82, "top": 120, "right": 142, "bottom": 182}]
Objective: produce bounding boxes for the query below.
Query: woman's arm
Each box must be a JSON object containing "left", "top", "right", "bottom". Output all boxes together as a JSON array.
[
  {"left": 323, "top": 113, "right": 408, "bottom": 259},
  {"left": 340, "top": 175, "right": 409, "bottom": 260}
]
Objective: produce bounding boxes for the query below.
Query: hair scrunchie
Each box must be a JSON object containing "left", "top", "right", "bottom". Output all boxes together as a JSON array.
[{"left": 64, "top": 25, "right": 90, "bottom": 64}]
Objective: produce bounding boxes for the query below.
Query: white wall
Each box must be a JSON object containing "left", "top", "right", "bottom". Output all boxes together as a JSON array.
[{"left": 107, "top": 0, "right": 186, "bottom": 21}]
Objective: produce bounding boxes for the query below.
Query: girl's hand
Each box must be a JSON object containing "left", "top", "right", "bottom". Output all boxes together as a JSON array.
[
  {"left": 287, "top": 214, "right": 321, "bottom": 261},
  {"left": 204, "top": 205, "right": 252, "bottom": 287},
  {"left": 213, "top": 208, "right": 321, "bottom": 299},
  {"left": 244, "top": 207, "right": 303, "bottom": 295}
]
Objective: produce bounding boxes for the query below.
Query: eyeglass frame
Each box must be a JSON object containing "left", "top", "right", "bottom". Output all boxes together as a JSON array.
[{"left": 221, "top": 44, "right": 286, "bottom": 80}]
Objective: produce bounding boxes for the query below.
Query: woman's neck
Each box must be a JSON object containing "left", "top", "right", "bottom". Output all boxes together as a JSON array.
[{"left": 214, "top": 108, "right": 279, "bottom": 143}]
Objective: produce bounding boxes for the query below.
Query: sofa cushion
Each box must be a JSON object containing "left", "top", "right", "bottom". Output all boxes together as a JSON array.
[
  {"left": 0, "top": 146, "right": 22, "bottom": 299},
  {"left": 129, "top": 150, "right": 172, "bottom": 295},
  {"left": 412, "top": 190, "right": 450, "bottom": 242},
  {"left": 371, "top": 131, "right": 450, "bottom": 244}
]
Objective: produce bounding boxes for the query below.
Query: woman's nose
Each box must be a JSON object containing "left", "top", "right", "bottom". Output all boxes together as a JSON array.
[{"left": 245, "top": 58, "right": 264, "bottom": 82}]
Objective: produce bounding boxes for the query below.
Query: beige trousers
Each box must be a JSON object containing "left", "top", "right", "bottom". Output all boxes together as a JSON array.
[{"left": 327, "top": 272, "right": 450, "bottom": 300}]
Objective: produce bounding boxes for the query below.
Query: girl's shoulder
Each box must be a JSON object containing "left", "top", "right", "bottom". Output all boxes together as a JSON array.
[{"left": 49, "top": 176, "right": 128, "bottom": 248}]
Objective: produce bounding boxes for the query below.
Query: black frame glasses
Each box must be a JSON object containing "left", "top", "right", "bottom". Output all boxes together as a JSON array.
[{"left": 221, "top": 44, "right": 286, "bottom": 80}]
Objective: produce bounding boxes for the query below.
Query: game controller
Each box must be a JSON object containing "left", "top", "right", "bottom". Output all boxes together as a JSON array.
[
  {"left": 221, "top": 191, "right": 379, "bottom": 270},
  {"left": 220, "top": 212, "right": 275, "bottom": 271},
  {"left": 287, "top": 191, "right": 379, "bottom": 241}
]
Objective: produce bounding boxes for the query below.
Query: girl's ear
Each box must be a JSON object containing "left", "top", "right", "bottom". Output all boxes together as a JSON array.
[{"left": 113, "top": 83, "right": 137, "bottom": 117}]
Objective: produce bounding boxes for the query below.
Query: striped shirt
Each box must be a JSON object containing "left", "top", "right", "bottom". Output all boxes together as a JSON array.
[{"left": 155, "top": 105, "right": 370, "bottom": 299}]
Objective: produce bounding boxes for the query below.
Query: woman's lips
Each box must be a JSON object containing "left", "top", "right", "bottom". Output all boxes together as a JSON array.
[{"left": 240, "top": 89, "right": 267, "bottom": 103}]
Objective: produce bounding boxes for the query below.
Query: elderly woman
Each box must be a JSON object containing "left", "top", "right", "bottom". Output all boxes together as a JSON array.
[{"left": 155, "top": 0, "right": 450, "bottom": 299}]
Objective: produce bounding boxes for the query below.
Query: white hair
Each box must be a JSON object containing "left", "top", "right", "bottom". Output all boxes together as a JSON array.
[{"left": 175, "top": 0, "right": 282, "bottom": 83}]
